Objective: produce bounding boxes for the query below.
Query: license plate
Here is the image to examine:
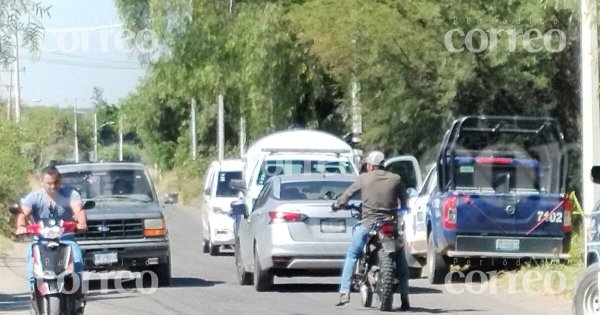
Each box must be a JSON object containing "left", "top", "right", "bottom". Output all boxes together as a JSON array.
[
  {"left": 320, "top": 219, "right": 346, "bottom": 233},
  {"left": 495, "top": 239, "right": 520, "bottom": 252},
  {"left": 94, "top": 252, "right": 118, "bottom": 265}
]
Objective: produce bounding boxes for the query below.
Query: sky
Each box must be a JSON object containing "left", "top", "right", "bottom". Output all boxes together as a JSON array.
[{"left": 1, "top": 0, "right": 147, "bottom": 108}]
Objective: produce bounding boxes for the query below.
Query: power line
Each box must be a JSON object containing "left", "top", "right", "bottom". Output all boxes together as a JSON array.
[
  {"left": 30, "top": 58, "right": 145, "bottom": 70},
  {"left": 45, "top": 24, "right": 124, "bottom": 33},
  {"left": 39, "top": 51, "right": 140, "bottom": 65}
]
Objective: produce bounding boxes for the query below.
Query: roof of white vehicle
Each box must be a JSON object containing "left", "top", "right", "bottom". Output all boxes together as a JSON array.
[
  {"left": 273, "top": 174, "right": 357, "bottom": 183},
  {"left": 212, "top": 159, "right": 244, "bottom": 171},
  {"left": 56, "top": 162, "right": 147, "bottom": 173},
  {"left": 245, "top": 129, "right": 351, "bottom": 157}
]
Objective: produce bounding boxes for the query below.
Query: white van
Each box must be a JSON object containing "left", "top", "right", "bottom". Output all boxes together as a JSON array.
[
  {"left": 202, "top": 159, "right": 244, "bottom": 255},
  {"left": 235, "top": 129, "right": 360, "bottom": 215}
]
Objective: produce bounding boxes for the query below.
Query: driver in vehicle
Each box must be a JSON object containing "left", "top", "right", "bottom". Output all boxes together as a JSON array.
[
  {"left": 15, "top": 165, "right": 88, "bottom": 308},
  {"left": 332, "top": 150, "right": 411, "bottom": 310}
]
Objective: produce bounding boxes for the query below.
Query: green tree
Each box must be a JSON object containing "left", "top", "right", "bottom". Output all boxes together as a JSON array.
[{"left": 0, "top": 0, "right": 50, "bottom": 66}]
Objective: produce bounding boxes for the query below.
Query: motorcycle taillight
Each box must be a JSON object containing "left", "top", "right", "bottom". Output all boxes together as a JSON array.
[
  {"left": 62, "top": 220, "right": 77, "bottom": 232},
  {"left": 379, "top": 223, "right": 394, "bottom": 238},
  {"left": 27, "top": 224, "right": 40, "bottom": 236}
]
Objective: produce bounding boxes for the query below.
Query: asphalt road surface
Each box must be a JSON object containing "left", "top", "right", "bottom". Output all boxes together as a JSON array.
[{"left": 0, "top": 205, "right": 572, "bottom": 315}]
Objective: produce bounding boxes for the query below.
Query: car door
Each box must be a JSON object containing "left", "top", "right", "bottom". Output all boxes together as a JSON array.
[
  {"left": 202, "top": 164, "right": 216, "bottom": 240},
  {"left": 384, "top": 155, "right": 423, "bottom": 191},
  {"left": 406, "top": 166, "right": 437, "bottom": 255},
  {"left": 240, "top": 181, "right": 272, "bottom": 266}
]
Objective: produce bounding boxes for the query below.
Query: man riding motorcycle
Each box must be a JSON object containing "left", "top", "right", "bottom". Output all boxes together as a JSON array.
[
  {"left": 15, "top": 165, "right": 88, "bottom": 310},
  {"left": 333, "top": 150, "right": 410, "bottom": 311}
]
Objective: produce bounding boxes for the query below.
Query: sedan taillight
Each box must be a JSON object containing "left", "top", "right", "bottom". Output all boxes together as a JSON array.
[{"left": 268, "top": 211, "right": 306, "bottom": 224}]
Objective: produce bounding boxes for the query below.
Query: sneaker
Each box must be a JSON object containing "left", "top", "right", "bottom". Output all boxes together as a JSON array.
[{"left": 336, "top": 293, "right": 350, "bottom": 306}]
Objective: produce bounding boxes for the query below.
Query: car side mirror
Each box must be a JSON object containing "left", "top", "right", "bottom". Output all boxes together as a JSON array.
[
  {"left": 230, "top": 179, "right": 246, "bottom": 192},
  {"left": 82, "top": 200, "right": 96, "bottom": 210},
  {"left": 204, "top": 188, "right": 210, "bottom": 196},
  {"left": 8, "top": 203, "right": 20, "bottom": 215},
  {"left": 407, "top": 188, "right": 418, "bottom": 197},
  {"left": 164, "top": 193, "right": 179, "bottom": 205},
  {"left": 230, "top": 200, "right": 248, "bottom": 218},
  {"left": 592, "top": 166, "right": 600, "bottom": 184}
]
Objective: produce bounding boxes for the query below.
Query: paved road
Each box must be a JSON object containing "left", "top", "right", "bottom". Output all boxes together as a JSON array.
[{"left": 0, "top": 205, "right": 572, "bottom": 314}]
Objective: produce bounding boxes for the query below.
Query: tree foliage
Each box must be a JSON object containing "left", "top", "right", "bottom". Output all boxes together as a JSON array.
[
  {"left": 115, "top": 0, "right": 583, "bottom": 192},
  {"left": 0, "top": 0, "right": 50, "bottom": 66}
]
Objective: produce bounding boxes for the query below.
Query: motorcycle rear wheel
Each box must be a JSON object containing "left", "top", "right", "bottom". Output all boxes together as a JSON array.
[{"left": 377, "top": 251, "right": 396, "bottom": 312}]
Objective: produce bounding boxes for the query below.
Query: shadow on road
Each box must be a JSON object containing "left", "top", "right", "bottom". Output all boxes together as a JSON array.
[
  {"left": 396, "top": 306, "right": 480, "bottom": 313},
  {"left": 274, "top": 283, "right": 339, "bottom": 293},
  {"left": 0, "top": 292, "right": 30, "bottom": 312},
  {"left": 86, "top": 276, "right": 224, "bottom": 291},
  {"left": 170, "top": 277, "right": 225, "bottom": 288},
  {"left": 409, "top": 286, "right": 443, "bottom": 294}
]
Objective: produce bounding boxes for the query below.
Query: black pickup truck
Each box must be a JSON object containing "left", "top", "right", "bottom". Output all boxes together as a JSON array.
[{"left": 56, "top": 162, "right": 172, "bottom": 286}]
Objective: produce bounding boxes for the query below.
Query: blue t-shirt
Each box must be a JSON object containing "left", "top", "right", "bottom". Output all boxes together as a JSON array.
[{"left": 22, "top": 187, "right": 82, "bottom": 221}]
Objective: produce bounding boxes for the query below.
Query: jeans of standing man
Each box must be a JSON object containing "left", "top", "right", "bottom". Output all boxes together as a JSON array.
[
  {"left": 339, "top": 224, "right": 410, "bottom": 294},
  {"left": 27, "top": 236, "right": 84, "bottom": 291}
]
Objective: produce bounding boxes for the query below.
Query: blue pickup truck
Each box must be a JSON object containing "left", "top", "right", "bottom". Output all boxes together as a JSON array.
[{"left": 426, "top": 116, "right": 573, "bottom": 284}]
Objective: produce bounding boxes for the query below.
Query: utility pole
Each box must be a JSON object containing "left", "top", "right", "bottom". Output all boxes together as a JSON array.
[
  {"left": 73, "top": 98, "right": 79, "bottom": 163},
  {"left": 351, "top": 77, "right": 362, "bottom": 136},
  {"left": 93, "top": 108, "right": 98, "bottom": 161},
  {"left": 240, "top": 117, "right": 246, "bottom": 157},
  {"left": 7, "top": 66, "right": 12, "bottom": 120},
  {"left": 218, "top": 95, "right": 224, "bottom": 162},
  {"left": 581, "top": 0, "right": 600, "bottom": 267},
  {"left": 191, "top": 98, "right": 197, "bottom": 160},
  {"left": 119, "top": 117, "right": 123, "bottom": 161},
  {"left": 14, "top": 29, "right": 21, "bottom": 123}
]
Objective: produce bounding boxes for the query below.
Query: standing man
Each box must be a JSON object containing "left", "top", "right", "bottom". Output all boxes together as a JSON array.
[
  {"left": 15, "top": 164, "right": 88, "bottom": 310},
  {"left": 333, "top": 150, "right": 410, "bottom": 311}
]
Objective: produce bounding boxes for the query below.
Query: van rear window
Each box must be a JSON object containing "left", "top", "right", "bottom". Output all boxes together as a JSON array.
[
  {"left": 216, "top": 171, "right": 242, "bottom": 197},
  {"left": 256, "top": 160, "right": 354, "bottom": 185}
]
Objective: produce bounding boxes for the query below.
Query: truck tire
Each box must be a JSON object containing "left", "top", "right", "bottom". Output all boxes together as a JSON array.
[
  {"left": 573, "top": 263, "right": 600, "bottom": 315},
  {"left": 209, "top": 241, "right": 219, "bottom": 256},
  {"left": 202, "top": 239, "right": 209, "bottom": 253},
  {"left": 148, "top": 262, "right": 171, "bottom": 287},
  {"left": 409, "top": 267, "right": 422, "bottom": 279},
  {"left": 427, "top": 234, "right": 449, "bottom": 285},
  {"left": 377, "top": 251, "right": 396, "bottom": 312}
]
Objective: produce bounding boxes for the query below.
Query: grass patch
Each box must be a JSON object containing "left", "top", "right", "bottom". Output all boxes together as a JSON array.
[
  {"left": 492, "top": 233, "right": 585, "bottom": 299},
  {"left": 0, "top": 234, "right": 13, "bottom": 252}
]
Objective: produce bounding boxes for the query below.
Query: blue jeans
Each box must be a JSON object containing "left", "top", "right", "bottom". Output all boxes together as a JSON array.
[
  {"left": 339, "top": 225, "right": 410, "bottom": 294},
  {"left": 27, "top": 237, "right": 84, "bottom": 291}
]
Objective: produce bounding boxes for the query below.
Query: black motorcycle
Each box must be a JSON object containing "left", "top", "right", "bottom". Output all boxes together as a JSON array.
[
  {"left": 10, "top": 201, "right": 94, "bottom": 315},
  {"left": 334, "top": 203, "right": 401, "bottom": 311}
]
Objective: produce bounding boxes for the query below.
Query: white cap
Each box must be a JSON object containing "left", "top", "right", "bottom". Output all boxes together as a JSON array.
[{"left": 364, "top": 150, "right": 385, "bottom": 166}]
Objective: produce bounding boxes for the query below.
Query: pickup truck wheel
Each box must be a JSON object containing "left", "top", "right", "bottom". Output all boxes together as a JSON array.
[
  {"left": 148, "top": 262, "right": 171, "bottom": 287},
  {"left": 253, "top": 247, "right": 273, "bottom": 292},
  {"left": 427, "top": 234, "right": 449, "bottom": 285},
  {"left": 409, "top": 267, "right": 422, "bottom": 279},
  {"left": 573, "top": 263, "right": 600, "bottom": 315}
]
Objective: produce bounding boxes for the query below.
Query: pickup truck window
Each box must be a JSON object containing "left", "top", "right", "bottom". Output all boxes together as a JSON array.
[
  {"left": 61, "top": 169, "right": 154, "bottom": 202},
  {"left": 256, "top": 160, "right": 354, "bottom": 185},
  {"left": 454, "top": 159, "right": 540, "bottom": 193}
]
